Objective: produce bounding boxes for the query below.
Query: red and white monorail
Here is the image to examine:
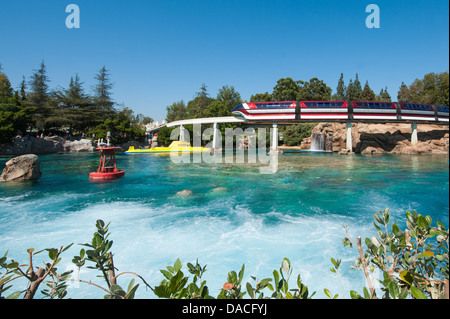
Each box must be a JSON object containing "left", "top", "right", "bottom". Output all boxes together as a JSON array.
[{"left": 231, "top": 101, "right": 449, "bottom": 123}]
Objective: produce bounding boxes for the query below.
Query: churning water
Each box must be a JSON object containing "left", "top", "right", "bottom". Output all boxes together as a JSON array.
[{"left": 0, "top": 151, "right": 448, "bottom": 298}]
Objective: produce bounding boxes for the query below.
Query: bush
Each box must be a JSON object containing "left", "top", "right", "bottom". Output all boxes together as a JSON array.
[{"left": 282, "top": 124, "right": 316, "bottom": 146}]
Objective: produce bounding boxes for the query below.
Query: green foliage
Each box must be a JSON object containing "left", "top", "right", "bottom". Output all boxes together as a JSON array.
[
  {"left": 0, "top": 104, "right": 36, "bottom": 143},
  {"left": 165, "top": 100, "right": 187, "bottom": 123},
  {"left": 342, "top": 209, "right": 449, "bottom": 299},
  {"left": 281, "top": 123, "right": 316, "bottom": 146},
  {"left": 397, "top": 71, "right": 449, "bottom": 106},
  {"left": 88, "top": 106, "right": 146, "bottom": 144},
  {"left": 360, "top": 80, "right": 376, "bottom": 101}
]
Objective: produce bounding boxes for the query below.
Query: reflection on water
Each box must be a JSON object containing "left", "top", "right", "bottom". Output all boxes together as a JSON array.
[{"left": 0, "top": 152, "right": 448, "bottom": 298}]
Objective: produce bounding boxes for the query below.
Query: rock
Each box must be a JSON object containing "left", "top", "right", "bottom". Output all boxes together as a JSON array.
[
  {"left": 177, "top": 189, "right": 193, "bottom": 196},
  {"left": 0, "top": 154, "right": 42, "bottom": 182},
  {"left": 0, "top": 136, "right": 95, "bottom": 155},
  {"left": 338, "top": 148, "right": 355, "bottom": 155},
  {"left": 63, "top": 139, "right": 94, "bottom": 152}
]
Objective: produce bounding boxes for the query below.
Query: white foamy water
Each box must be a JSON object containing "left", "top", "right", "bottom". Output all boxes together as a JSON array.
[{"left": 1, "top": 152, "right": 447, "bottom": 299}]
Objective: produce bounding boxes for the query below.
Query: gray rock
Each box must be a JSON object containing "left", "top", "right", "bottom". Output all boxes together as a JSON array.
[{"left": 0, "top": 154, "right": 42, "bottom": 182}]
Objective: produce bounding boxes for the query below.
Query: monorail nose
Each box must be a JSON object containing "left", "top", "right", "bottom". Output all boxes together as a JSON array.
[{"left": 232, "top": 103, "right": 244, "bottom": 111}]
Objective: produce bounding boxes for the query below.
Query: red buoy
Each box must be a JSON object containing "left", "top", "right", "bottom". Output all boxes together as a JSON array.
[{"left": 89, "top": 147, "right": 125, "bottom": 180}]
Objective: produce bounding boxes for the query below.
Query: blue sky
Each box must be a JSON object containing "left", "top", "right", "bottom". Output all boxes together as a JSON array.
[{"left": 0, "top": 0, "right": 448, "bottom": 121}]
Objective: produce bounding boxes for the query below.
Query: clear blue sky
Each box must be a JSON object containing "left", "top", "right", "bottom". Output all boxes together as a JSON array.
[{"left": 0, "top": 0, "right": 448, "bottom": 121}]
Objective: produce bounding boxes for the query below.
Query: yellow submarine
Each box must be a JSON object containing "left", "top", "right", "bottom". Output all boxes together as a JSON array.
[{"left": 124, "top": 141, "right": 210, "bottom": 154}]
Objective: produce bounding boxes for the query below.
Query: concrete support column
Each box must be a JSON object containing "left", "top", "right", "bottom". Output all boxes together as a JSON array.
[
  {"left": 411, "top": 122, "right": 418, "bottom": 146},
  {"left": 271, "top": 121, "right": 278, "bottom": 152},
  {"left": 346, "top": 121, "right": 352, "bottom": 150},
  {"left": 212, "top": 122, "right": 221, "bottom": 152}
]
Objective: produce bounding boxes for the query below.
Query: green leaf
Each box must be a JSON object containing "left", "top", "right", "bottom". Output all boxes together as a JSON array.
[
  {"left": 410, "top": 286, "right": 427, "bottom": 299},
  {"left": 373, "top": 213, "right": 384, "bottom": 225},
  {"left": 227, "top": 271, "right": 237, "bottom": 285},
  {"left": 324, "top": 288, "right": 332, "bottom": 299},
  {"left": 350, "top": 290, "right": 363, "bottom": 299},
  {"left": 246, "top": 282, "right": 254, "bottom": 299},
  {"left": 238, "top": 264, "right": 245, "bottom": 284},
  {"left": 174, "top": 259, "right": 182, "bottom": 272},
  {"left": 47, "top": 248, "right": 58, "bottom": 260},
  {"left": 388, "top": 281, "right": 399, "bottom": 299},
  {"left": 6, "top": 291, "right": 22, "bottom": 299},
  {"left": 418, "top": 251, "right": 434, "bottom": 258}
]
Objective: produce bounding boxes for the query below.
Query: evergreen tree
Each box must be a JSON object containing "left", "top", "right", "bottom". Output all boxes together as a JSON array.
[
  {"left": 50, "top": 74, "right": 94, "bottom": 132},
  {"left": 186, "top": 83, "right": 214, "bottom": 118},
  {"left": 27, "top": 60, "right": 50, "bottom": 130},
  {"left": 19, "top": 76, "right": 27, "bottom": 101},
  {"left": 360, "top": 81, "right": 376, "bottom": 101},
  {"left": 334, "top": 73, "right": 346, "bottom": 100},
  {"left": 397, "top": 82, "right": 410, "bottom": 103},
  {"left": 0, "top": 72, "right": 14, "bottom": 104},
  {"left": 346, "top": 79, "right": 357, "bottom": 100},
  {"left": 93, "top": 66, "right": 115, "bottom": 118},
  {"left": 377, "top": 87, "right": 391, "bottom": 101},
  {"left": 353, "top": 73, "right": 363, "bottom": 100}
]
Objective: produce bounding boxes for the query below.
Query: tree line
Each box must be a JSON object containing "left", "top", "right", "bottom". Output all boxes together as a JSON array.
[{"left": 0, "top": 61, "right": 152, "bottom": 144}]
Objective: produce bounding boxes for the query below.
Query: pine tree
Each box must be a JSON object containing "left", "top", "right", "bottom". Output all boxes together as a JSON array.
[
  {"left": 378, "top": 87, "right": 391, "bottom": 101},
  {"left": 360, "top": 81, "right": 376, "bottom": 101},
  {"left": 93, "top": 66, "right": 115, "bottom": 118},
  {"left": 19, "top": 76, "right": 27, "bottom": 101},
  {"left": 346, "top": 79, "right": 356, "bottom": 100},
  {"left": 0, "top": 72, "right": 14, "bottom": 104},
  {"left": 27, "top": 60, "right": 50, "bottom": 130},
  {"left": 397, "top": 82, "right": 410, "bottom": 103},
  {"left": 335, "top": 73, "right": 346, "bottom": 100},
  {"left": 353, "top": 73, "right": 363, "bottom": 100},
  {"left": 186, "top": 83, "right": 214, "bottom": 118}
]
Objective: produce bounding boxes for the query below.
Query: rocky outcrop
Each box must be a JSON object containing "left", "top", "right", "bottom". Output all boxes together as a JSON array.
[
  {"left": 0, "top": 136, "right": 94, "bottom": 155},
  {"left": 0, "top": 154, "right": 42, "bottom": 182},
  {"left": 300, "top": 123, "right": 449, "bottom": 155}
]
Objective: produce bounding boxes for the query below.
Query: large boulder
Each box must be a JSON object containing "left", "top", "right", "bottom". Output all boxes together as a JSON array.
[{"left": 0, "top": 154, "right": 42, "bottom": 182}]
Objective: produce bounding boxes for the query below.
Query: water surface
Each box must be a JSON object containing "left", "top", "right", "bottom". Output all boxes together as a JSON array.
[{"left": 0, "top": 151, "right": 448, "bottom": 298}]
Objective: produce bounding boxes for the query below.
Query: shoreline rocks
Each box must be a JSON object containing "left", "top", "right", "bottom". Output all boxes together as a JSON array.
[
  {"left": 0, "top": 136, "right": 95, "bottom": 155},
  {"left": 0, "top": 154, "right": 42, "bottom": 182}
]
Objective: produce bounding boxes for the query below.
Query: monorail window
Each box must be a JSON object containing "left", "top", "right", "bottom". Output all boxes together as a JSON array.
[
  {"left": 256, "top": 103, "right": 291, "bottom": 108},
  {"left": 304, "top": 102, "right": 344, "bottom": 108},
  {"left": 355, "top": 102, "right": 392, "bottom": 109},
  {"left": 436, "top": 106, "right": 449, "bottom": 113},
  {"left": 402, "top": 104, "right": 432, "bottom": 111}
]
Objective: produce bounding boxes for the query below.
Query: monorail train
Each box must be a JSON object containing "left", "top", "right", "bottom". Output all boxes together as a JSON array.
[{"left": 231, "top": 101, "right": 449, "bottom": 123}]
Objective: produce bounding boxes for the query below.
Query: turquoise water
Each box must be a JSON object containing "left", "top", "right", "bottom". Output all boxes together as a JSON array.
[{"left": 0, "top": 151, "right": 448, "bottom": 298}]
